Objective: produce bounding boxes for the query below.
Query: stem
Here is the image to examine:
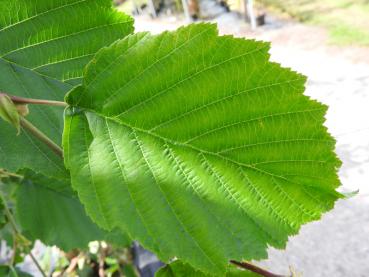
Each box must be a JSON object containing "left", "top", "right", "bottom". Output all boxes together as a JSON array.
[
  {"left": 0, "top": 91, "right": 64, "bottom": 158},
  {"left": 0, "top": 92, "right": 67, "bottom": 107},
  {"left": 10, "top": 236, "right": 17, "bottom": 265},
  {"left": 230, "top": 260, "right": 286, "bottom": 277},
  {"left": 0, "top": 193, "right": 47, "bottom": 277},
  {"left": 29, "top": 252, "right": 47, "bottom": 277},
  {"left": 0, "top": 169, "right": 23, "bottom": 179},
  {"left": 20, "top": 117, "right": 63, "bottom": 158},
  {"left": 1, "top": 195, "right": 20, "bottom": 235}
]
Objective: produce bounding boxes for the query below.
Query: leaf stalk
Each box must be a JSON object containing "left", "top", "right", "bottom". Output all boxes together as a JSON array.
[
  {"left": 230, "top": 260, "right": 287, "bottom": 277},
  {"left": 0, "top": 92, "right": 67, "bottom": 107},
  {"left": 20, "top": 117, "right": 63, "bottom": 158}
]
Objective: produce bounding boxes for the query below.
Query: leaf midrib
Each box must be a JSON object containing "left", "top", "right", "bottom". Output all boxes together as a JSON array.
[{"left": 81, "top": 108, "right": 337, "bottom": 198}]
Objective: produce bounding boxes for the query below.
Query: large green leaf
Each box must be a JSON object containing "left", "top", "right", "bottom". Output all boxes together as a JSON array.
[
  {"left": 15, "top": 169, "right": 131, "bottom": 251},
  {"left": 0, "top": 0, "right": 133, "bottom": 177},
  {"left": 64, "top": 24, "right": 342, "bottom": 274},
  {"left": 156, "top": 261, "right": 258, "bottom": 277}
]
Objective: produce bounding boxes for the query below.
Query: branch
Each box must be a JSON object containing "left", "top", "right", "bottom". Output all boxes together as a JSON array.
[
  {"left": 230, "top": 260, "right": 287, "bottom": 277},
  {"left": 28, "top": 253, "right": 47, "bottom": 277},
  {"left": 20, "top": 117, "right": 63, "bottom": 158},
  {"left": 0, "top": 193, "right": 47, "bottom": 277},
  {"left": 0, "top": 92, "right": 67, "bottom": 107}
]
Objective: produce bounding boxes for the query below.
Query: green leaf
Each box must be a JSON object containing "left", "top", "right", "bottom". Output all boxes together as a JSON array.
[
  {"left": 0, "top": 0, "right": 134, "bottom": 177},
  {"left": 64, "top": 23, "right": 342, "bottom": 274},
  {"left": 0, "top": 63, "right": 70, "bottom": 179},
  {"left": 0, "top": 0, "right": 134, "bottom": 83},
  {"left": 0, "top": 266, "right": 32, "bottom": 277},
  {"left": 156, "top": 261, "right": 258, "bottom": 277},
  {"left": 15, "top": 169, "right": 131, "bottom": 251},
  {"left": 0, "top": 222, "right": 14, "bottom": 247},
  {"left": 104, "top": 227, "right": 132, "bottom": 248},
  {"left": 0, "top": 94, "right": 20, "bottom": 133},
  {"left": 0, "top": 181, "right": 14, "bottom": 246},
  {"left": 123, "top": 264, "right": 139, "bottom": 277}
]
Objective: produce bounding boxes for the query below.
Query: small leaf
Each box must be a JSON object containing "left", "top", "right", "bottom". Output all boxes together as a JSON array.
[{"left": 0, "top": 94, "right": 20, "bottom": 133}]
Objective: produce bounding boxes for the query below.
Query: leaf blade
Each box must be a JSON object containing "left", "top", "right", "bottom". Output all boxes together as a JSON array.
[
  {"left": 0, "top": 0, "right": 134, "bottom": 177},
  {"left": 15, "top": 169, "right": 131, "bottom": 251},
  {"left": 0, "top": 0, "right": 133, "bottom": 82},
  {"left": 64, "top": 23, "right": 342, "bottom": 274}
]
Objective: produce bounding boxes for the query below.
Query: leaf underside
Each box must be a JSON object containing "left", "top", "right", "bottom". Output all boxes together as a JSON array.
[
  {"left": 64, "top": 23, "right": 342, "bottom": 275},
  {"left": 0, "top": 0, "right": 133, "bottom": 178},
  {"left": 0, "top": 0, "right": 134, "bottom": 83},
  {"left": 16, "top": 169, "right": 131, "bottom": 251}
]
